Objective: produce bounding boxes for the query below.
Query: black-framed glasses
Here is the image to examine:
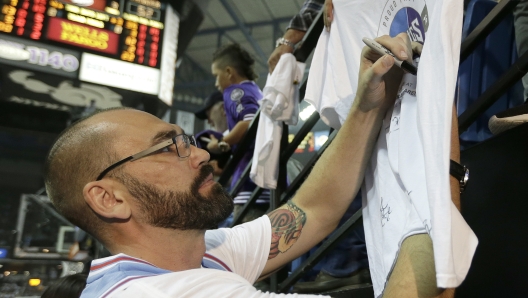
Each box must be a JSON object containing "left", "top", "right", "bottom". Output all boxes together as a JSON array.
[{"left": 96, "top": 134, "right": 197, "bottom": 181}]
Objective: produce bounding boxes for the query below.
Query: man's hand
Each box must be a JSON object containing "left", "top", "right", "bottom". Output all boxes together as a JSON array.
[
  {"left": 268, "top": 29, "right": 305, "bottom": 74},
  {"left": 324, "top": 0, "right": 333, "bottom": 31},
  {"left": 207, "top": 134, "right": 222, "bottom": 154},
  {"left": 355, "top": 33, "right": 412, "bottom": 113},
  {"left": 268, "top": 44, "right": 294, "bottom": 74}
]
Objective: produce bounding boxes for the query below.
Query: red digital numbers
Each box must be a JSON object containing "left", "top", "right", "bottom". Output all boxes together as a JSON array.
[
  {"left": 30, "top": 0, "right": 46, "bottom": 39},
  {"left": 147, "top": 25, "right": 159, "bottom": 67},
  {"left": 121, "top": 20, "right": 161, "bottom": 67},
  {"left": 14, "top": 0, "right": 28, "bottom": 35},
  {"left": 136, "top": 24, "right": 146, "bottom": 64},
  {"left": 12, "top": 0, "right": 46, "bottom": 39}
]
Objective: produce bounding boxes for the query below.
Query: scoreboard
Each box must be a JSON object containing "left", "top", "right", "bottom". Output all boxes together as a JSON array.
[
  {"left": 0, "top": 0, "right": 165, "bottom": 67},
  {"left": 0, "top": 0, "right": 178, "bottom": 105}
]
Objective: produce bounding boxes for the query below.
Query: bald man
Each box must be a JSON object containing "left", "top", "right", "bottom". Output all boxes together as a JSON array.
[{"left": 44, "top": 35, "right": 428, "bottom": 297}]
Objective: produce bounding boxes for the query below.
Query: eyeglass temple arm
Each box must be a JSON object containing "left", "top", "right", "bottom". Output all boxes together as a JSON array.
[
  {"left": 96, "top": 156, "right": 134, "bottom": 181},
  {"left": 96, "top": 138, "right": 183, "bottom": 181}
]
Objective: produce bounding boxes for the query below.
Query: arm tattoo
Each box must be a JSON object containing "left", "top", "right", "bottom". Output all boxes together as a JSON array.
[{"left": 267, "top": 201, "right": 306, "bottom": 260}]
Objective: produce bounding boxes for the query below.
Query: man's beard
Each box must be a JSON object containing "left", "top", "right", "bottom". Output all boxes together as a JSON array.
[{"left": 116, "top": 164, "right": 233, "bottom": 230}]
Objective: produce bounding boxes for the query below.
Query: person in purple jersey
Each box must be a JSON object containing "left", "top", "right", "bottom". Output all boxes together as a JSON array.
[
  {"left": 43, "top": 35, "right": 427, "bottom": 297},
  {"left": 208, "top": 43, "right": 270, "bottom": 222}
]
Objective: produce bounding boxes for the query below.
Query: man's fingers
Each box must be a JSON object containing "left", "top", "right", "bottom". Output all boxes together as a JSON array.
[
  {"left": 268, "top": 46, "right": 294, "bottom": 74},
  {"left": 396, "top": 32, "right": 413, "bottom": 63},
  {"left": 209, "top": 134, "right": 218, "bottom": 140},
  {"left": 375, "top": 34, "right": 412, "bottom": 62},
  {"left": 412, "top": 42, "right": 423, "bottom": 56},
  {"left": 268, "top": 55, "right": 277, "bottom": 74},
  {"left": 368, "top": 54, "right": 395, "bottom": 86},
  {"left": 268, "top": 51, "right": 280, "bottom": 74},
  {"left": 324, "top": 0, "right": 333, "bottom": 32}
]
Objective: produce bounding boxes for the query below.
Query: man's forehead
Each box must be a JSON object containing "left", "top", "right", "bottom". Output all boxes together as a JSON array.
[{"left": 92, "top": 109, "right": 183, "bottom": 141}]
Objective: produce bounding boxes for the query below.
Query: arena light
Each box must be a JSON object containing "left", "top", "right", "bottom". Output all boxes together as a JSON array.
[
  {"left": 299, "top": 104, "right": 316, "bottom": 121},
  {"left": 29, "top": 278, "right": 41, "bottom": 286}
]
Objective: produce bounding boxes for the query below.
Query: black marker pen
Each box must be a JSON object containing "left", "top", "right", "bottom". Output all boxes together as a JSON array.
[{"left": 362, "top": 37, "right": 418, "bottom": 76}]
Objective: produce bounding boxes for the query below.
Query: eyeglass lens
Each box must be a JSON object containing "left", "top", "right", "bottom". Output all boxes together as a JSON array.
[{"left": 175, "top": 135, "right": 196, "bottom": 158}]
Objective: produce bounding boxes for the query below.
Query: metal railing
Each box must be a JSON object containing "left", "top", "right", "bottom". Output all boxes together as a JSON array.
[{"left": 458, "top": 0, "right": 525, "bottom": 133}]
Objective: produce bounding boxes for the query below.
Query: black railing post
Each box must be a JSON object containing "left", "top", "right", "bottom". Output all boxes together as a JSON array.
[
  {"left": 460, "top": 0, "right": 519, "bottom": 64},
  {"left": 278, "top": 209, "right": 363, "bottom": 293},
  {"left": 458, "top": 51, "right": 528, "bottom": 133},
  {"left": 270, "top": 123, "right": 290, "bottom": 292},
  {"left": 280, "top": 131, "right": 337, "bottom": 205},
  {"left": 217, "top": 112, "right": 260, "bottom": 186}
]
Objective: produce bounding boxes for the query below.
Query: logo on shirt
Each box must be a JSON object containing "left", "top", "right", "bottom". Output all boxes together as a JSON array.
[
  {"left": 230, "top": 88, "right": 244, "bottom": 102},
  {"left": 377, "top": 0, "right": 428, "bottom": 44}
]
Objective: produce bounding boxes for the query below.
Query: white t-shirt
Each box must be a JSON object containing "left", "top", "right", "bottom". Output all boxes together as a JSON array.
[
  {"left": 305, "top": 0, "right": 478, "bottom": 296},
  {"left": 251, "top": 54, "right": 305, "bottom": 189},
  {"left": 85, "top": 216, "right": 328, "bottom": 298},
  {"left": 113, "top": 269, "right": 326, "bottom": 298}
]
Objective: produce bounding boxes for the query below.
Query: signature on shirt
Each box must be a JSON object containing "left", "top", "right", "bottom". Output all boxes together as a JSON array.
[
  {"left": 423, "top": 219, "right": 432, "bottom": 234},
  {"left": 380, "top": 197, "right": 392, "bottom": 227}
]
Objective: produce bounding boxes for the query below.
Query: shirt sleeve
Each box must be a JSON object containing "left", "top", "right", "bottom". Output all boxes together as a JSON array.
[
  {"left": 287, "top": 0, "right": 324, "bottom": 32},
  {"left": 204, "top": 216, "right": 271, "bottom": 283},
  {"left": 225, "top": 87, "right": 259, "bottom": 123},
  {"left": 238, "top": 94, "right": 259, "bottom": 122}
]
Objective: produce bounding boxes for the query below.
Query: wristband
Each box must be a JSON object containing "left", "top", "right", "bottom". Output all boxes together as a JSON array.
[
  {"left": 450, "top": 159, "right": 469, "bottom": 193},
  {"left": 275, "top": 37, "right": 296, "bottom": 49},
  {"left": 218, "top": 141, "right": 231, "bottom": 153}
]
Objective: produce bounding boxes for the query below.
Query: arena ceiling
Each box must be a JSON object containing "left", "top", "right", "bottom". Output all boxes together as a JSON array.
[{"left": 174, "top": 0, "right": 307, "bottom": 102}]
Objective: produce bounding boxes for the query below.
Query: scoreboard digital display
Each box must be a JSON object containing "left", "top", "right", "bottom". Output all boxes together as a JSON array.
[
  {"left": 0, "top": 0, "right": 165, "bottom": 68},
  {"left": 0, "top": 0, "right": 178, "bottom": 106}
]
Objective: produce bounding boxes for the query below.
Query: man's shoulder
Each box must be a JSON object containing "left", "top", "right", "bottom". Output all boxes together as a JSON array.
[
  {"left": 82, "top": 254, "right": 171, "bottom": 298},
  {"left": 202, "top": 216, "right": 272, "bottom": 286},
  {"left": 204, "top": 216, "right": 270, "bottom": 252}
]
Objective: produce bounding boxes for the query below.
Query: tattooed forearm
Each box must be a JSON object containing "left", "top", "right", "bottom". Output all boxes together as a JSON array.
[{"left": 267, "top": 201, "right": 307, "bottom": 260}]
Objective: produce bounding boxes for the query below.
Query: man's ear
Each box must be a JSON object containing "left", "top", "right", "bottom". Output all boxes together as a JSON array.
[
  {"left": 225, "top": 66, "right": 234, "bottom": 78},
  {"left": 83, "top": 180, "right": 131, "bottom": 220}
]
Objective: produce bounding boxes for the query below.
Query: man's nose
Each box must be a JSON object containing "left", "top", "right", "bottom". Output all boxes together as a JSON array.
[{"left": 189, "top": 145, "right": 210, "bottom": 168}]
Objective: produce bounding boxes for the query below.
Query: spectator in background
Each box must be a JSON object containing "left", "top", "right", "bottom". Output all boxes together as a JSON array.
[
  {"left": 209, "top": 43, "right": 271, "bottom": 222},
  {"left": 195, "top": 91, "right": 230, "bottom": 177},
  {"left": 268, "top": 0, "right": 324, "bottom": 73},
  {"left": 195, "top": 91, "right": 229, "bottom": 134}
]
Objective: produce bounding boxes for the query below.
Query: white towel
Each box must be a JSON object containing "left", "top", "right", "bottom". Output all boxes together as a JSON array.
[{"left": 250, "top": 54, "right": 305, "bottom": 189}]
